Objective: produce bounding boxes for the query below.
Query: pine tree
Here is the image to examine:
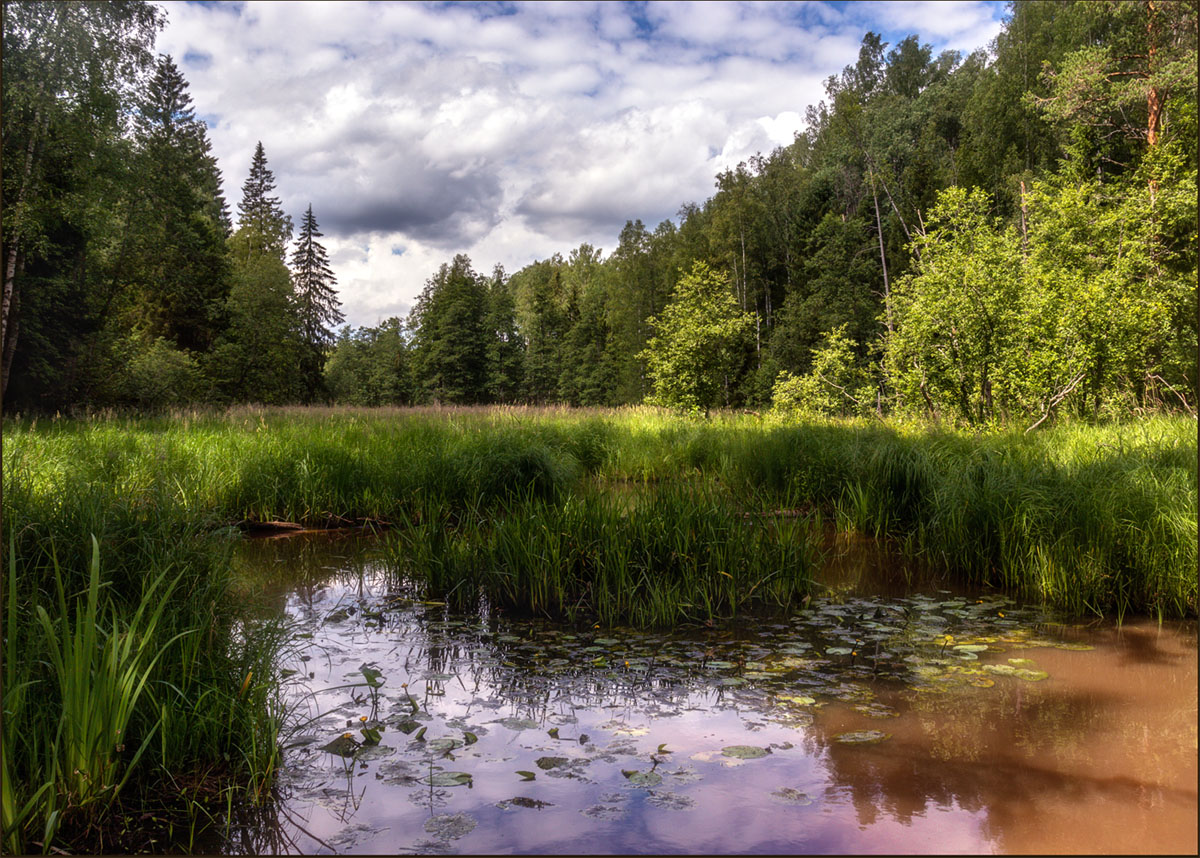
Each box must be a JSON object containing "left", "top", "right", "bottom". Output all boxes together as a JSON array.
[
  {"left": 290, "top": 204, "right": 344, "bottom": 401},
  {"left": 236, "top": 141, "right": 292, "bottom": 261}
]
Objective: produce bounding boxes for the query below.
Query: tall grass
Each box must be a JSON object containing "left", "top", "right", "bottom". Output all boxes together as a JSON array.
[{"left": 391, "top": 483, "right": 819, "bottom": 626}]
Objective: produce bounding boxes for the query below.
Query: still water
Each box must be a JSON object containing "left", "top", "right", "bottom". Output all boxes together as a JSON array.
[{"left": 223, "top": 532, "right": 1197, "bottom": 855}]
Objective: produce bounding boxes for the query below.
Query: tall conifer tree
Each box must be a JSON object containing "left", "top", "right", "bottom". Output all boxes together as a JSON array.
[
  {"left": 236, "top": 141, "right": 292, "bottom": 260},
  {"left": 290, "top": 204, "right": 343, "bottom": 400},
  {"left": 126, "top": 54, "right": 232, "bottom": 353}
]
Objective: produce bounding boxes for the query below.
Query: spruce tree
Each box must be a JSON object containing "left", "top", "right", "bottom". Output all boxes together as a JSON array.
[
  {"left": 126, "top": 54, "right": 232, "bottom": 354},
  {"left": 236, "top": 141, "right": 292, "bottom": 260},
  {"left": 290, "top": 204, "right": 344, "bottom": 401}
]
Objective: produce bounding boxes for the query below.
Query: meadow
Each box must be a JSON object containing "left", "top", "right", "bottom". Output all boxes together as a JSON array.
[{"left": 2, "top": 405, "right": 1196, "bottom": 852}]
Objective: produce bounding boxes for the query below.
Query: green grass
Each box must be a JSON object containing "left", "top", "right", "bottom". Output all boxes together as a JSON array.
[
  {"left": 390, "top": 482, "right": 819, "bottom": 627},
  {"left": 2, "top": 404, "right": 1195, "bottom": 851}
]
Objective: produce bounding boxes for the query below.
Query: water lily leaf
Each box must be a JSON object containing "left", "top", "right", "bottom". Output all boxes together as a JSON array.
[
  {"left": 623, "top": 770, "right": 662, "bottom": 786},
  {"left": 413, "top": 726, "right": 427, "bottom": 741},
  {"left": 1007, "top": 658, "right": 1035, "bottom": 667},
  {"left": 428, "top": 738, "right": 464, "bottom": 753},
  {"left": 1012, "top": 668, "right": 1049, "bottom": 681},
  {"left": 356, "top": 743, "right": 395, "bottom": 761},
  {"left": 646, "top": 790, "right": 694, "bottom": 809},
  {"left": 423, "top": 812, "right": 476, "bottom": 839},
  {"left": 580, "top": 803, "right": 626, "bottom": 819},
  {"left": 392, "top": 718, "right": 422, "bottom": 734},
  {"left": 777, "top": 695, "right": 816, "bottom": 706},
  {"left": 983, "top": 664, "right": 1017, "bottom": 676},
  {"left": 420, "top": 772, "right": 473, "bottom": 787},
  {"left": 463, "top": 731, "right": 478, "bottom": 745},
  {"left": 656, "top": 743, "right": 671, "bottom": 754},
  {"left": 834, "top": 731, "right": 890, "bottom": 744},
  {"left": 721, "top": 745, "right": 769, "bottom": 759},
  {"left": 706, "top": 660, "right": 736, "bottom": 669},
  {"left": 547, "top": 727, "right": 559, "bottom": 739},
  {"left": 854, "top": 703, "right": 899, "bottom": 719},
  {"left": 498, "top": 797, "right": 553, "bottom": 810},
  {"left": 1054, "top": 642, "right": 1094, "bottom": 651},
  {"left": 498, "top": 717, "right": 540, "bottom": 731},
  {"left": 516, "top": 770, "right": 536, "bottom": 781},
  {"left": 952, "top": 644, "right": 988, "bottom": 653},
  {"left": 771, "top": 787, "right": 814, "bottom": 805},
  {"left": 825, "top": 647, "right": 852, "bottom": 656},
  {"left": 536, "top": 756, "right": 570, "bottom": 770},
  {"left": 319, "top": 735, "right": 360, "bottom": 757},
  {"left": 360, "top": 726, "right": 383, "bottom": 745},
  {"left": 593, "top": 638, "right": 620, "bottom": 646}
]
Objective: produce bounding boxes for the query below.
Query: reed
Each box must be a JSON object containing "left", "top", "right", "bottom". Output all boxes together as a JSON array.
[{"left": 389, "top": 483, "right": 819, "bottom": 626}]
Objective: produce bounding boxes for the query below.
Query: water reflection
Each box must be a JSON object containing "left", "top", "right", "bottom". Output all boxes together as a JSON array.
[{"left": 221, "top": 533, "right": 1196, "bottom": 855}]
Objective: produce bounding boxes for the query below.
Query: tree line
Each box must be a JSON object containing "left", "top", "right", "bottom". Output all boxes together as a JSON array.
[
  {"left": 2, "top": 1, "right": 342, "bottom": 411},
  {"left": 332, "top": 0, "right": 1197, "bottom": 425},
  {"left": 4, "top": 1, "right": 1196, "bottom": 425}
]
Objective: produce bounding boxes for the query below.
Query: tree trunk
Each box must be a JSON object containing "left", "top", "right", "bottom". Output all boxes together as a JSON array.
[
  {"left": 1, "top": 283, "right": 20, "bottom": 405},
  {"left": 870, "top": 168, "right": 893, "bottom": 335}
]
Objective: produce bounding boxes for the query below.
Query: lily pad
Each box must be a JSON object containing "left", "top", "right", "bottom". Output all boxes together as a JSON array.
[
  {"left": 423, "top": 812, "right": 476, "bottom": 840},
  {"left": 535, "top": 756, "right": 570, "bottom": 770},
  {"left": 622, "top": 770, "right": 662, "bottom": 786},
  {"left": 319, "top": 735, "right": 360, "bottom": 757},
  {"left": 420, "top": 772, "right": 473, "bottom": 787},
  {"left": 355, "top": 743, "right": 396, "bottom": 762},
  {"left": 498, "top": 797, "right": 553, "bottom": 810},
  {"left": 834, "top": 730, "right": 890, "bottom": 744},
  {"left": 580, "top": 803, "right": 626, "bottom": 819},
  {"left": 1012, "top": 668, "right": 1049, "bottom": 681},
  {"left": 777, "top": 696, "right": 816, "bottom": 710},
  {"left": 427, "top": 737, "right": 465, "bottom": 754},
  {"left": 498, "top": 717, "right": 540, "bottom": 731},
  {"left": 771, "top": 787, "right": 815, "bottom": 805},
  {"left": 646, "top": 790, "right": 694, "bottom": 810},
  {"left": 721, "top": 745, "right": 770, "bottom": 759}
]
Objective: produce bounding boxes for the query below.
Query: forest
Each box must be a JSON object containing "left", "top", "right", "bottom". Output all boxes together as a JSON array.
[{"left": 4, "top": 1, "right": 1196, "bottom": 426}]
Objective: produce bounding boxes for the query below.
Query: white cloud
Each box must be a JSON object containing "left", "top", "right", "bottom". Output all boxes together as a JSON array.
[{"left": 157, "top": 0, "right": 1006, "bottom": 328}]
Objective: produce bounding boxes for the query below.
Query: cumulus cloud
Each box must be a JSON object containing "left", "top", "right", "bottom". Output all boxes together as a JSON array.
[{"left": 157, "top": 0, "right": 1006, "bottom": 327}]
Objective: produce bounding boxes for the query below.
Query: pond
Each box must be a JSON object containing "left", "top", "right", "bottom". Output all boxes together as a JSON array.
[{"left": 219, "top": 531, "right": 1197, "bottom": 855}]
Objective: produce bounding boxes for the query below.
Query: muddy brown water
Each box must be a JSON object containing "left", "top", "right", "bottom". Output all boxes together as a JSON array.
[{"left": 216, "top": 532, "right": 1197, "bottom": 855}]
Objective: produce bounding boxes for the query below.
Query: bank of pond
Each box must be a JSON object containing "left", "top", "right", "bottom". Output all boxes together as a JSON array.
[{"left": 2, "top": 407, "right": 1196, "bottom": 853}]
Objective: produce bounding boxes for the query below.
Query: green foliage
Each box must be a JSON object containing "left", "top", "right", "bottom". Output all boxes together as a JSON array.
[
  {"left": 641, "top": 262, "right": 754, "bottom": 415},
  {"left": 408, "top": 255, "right": 489, "bottom": 404},
  {"left": 889, "top": 165, "right": 1197, "bottom": 425},
  {"left": 207, "top": 249, "right": 304, "bottom": 404},
  {"left": 771, "top": 325, "right": 877, "bottom": 418},
  {"left": 324, "top": 319, "right": 412, "bottom": 406},
  {"left": 290, "top": 204, "right": 343, "bottom": 402},
  {"left": 115, "top": 330, "right": 203, "bottom": 409}
]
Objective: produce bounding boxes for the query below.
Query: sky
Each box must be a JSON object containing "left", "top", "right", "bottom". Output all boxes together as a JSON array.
[{"left": 157, "top": 0, "right": 1008, "bottom": 329}]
